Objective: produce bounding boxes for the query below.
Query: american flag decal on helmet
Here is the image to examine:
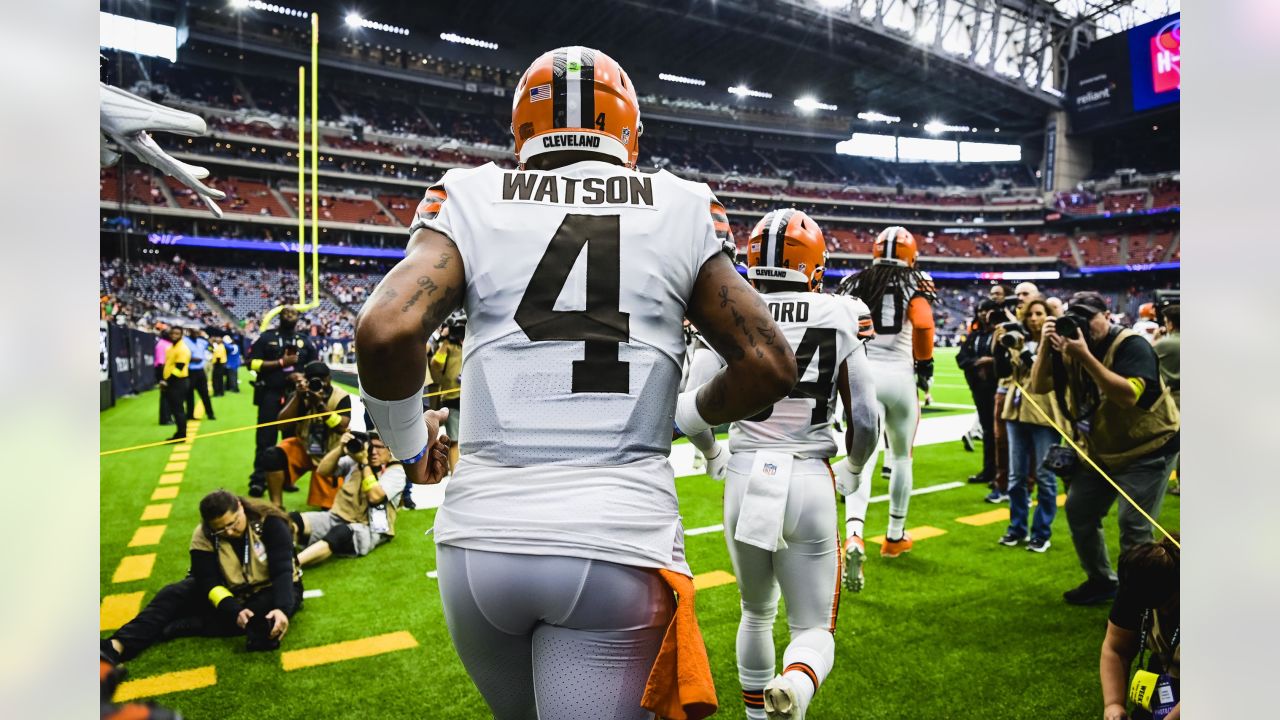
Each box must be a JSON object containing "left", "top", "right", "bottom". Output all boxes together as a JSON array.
[{"left": 529, "top": 84, "right": 551, "bottom": 102}]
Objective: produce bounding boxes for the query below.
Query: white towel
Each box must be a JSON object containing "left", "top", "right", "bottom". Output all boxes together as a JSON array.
[{"left": 734, "top": 451, "right": 793, "bottom": 552}]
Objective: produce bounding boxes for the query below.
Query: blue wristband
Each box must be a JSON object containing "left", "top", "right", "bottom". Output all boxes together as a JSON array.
[{"left": 403, "top": 445, "right": 428, "bottom": 465}]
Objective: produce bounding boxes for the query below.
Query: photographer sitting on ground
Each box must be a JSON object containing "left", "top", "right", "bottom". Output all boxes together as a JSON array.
[
  {"left": 1028, "top": 292, "right": 1179, "bottom": 605},
  {"left": 289, "top": 429, "right": 447, "bottom": 566},
  {"left": 101, "top": 490, "right": 303, "bottom": 663},
  {"left": 1099, "top": 536, "right": 1180, "bottom": 720},
  {"left": 254, "top": 361, "right": 351, "bottom": 508},
  {"left": 993, "top": 298, "right": 1062, "bottom": 552}
]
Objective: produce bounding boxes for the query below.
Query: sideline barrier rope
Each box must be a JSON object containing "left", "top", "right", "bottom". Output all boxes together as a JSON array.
[
  {"left": 1012, "top": 380, "right": 1180, "bottom": 549},
  {"left": 100, "top": 387, "right": 459, "bottom": 457}
]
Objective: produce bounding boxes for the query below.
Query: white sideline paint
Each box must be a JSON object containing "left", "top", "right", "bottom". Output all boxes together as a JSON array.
[{"left": 302, "top": 589, "right": 324, "bottom": 599}]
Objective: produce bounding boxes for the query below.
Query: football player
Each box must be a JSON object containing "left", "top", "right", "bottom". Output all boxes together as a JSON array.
[
  {"left": 354, "top": 46, "right": 796, "bottom": 720},
  {"left": 836, "top": 226, "right": 937, "bottom": 559},
  {"left": 716, "top": 210, "right": 880, "bottom": 720},
  {"left": 1133, "top": 302, "right": 1160, "bottom": 344}
]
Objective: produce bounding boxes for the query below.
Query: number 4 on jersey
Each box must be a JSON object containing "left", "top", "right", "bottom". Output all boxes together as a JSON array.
[{"left": 514, "top": 214, "right": 631, "bottom": 393}]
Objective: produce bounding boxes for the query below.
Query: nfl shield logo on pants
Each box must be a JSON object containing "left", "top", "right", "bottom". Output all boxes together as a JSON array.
[{"left": 763, "top": 463, "right": 777, "bottom": 476}]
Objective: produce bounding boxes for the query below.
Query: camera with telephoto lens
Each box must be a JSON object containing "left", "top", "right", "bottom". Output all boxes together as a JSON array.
[
  {"left": 307, "top": 376, "right": 325, "bottom": 393},
  {"left": 345, "top": 430, "right": 369, "bottom": 455},
  {"left": 1054, "top": 314, "right": 1081, "bottom": 340},
  {"left": 998, "top": 321, "right": 1025, "bottom": 349}
]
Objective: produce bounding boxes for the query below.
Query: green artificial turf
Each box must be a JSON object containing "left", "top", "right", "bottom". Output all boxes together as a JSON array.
[{"left": 100, "top": 351, "right": 1179, "bottom": 719}]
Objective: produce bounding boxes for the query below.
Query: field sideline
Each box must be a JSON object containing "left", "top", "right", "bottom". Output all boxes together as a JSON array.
[{"left": 100, "top": 347, "right": 1179, "bottom": 718}]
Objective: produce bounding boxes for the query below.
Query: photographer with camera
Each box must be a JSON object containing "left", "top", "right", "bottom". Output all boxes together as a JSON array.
[
  {"left": 247, "top": 307, "right": 317, "bottom": 492},
  {"left": 1028, "top": 292, "right": 1179, "bottom": 605},
  {"left": 429, "top": 311, "right": 465, "bottom": 470},
  {"left": 253, "top": 361, "right": 351, "bottom": 508},
  {"left": 994, "top": 298, "right": 1062, "bottom": 552},
  {"left": 289, "top": 429, "right": 446, "bottom": 566},
  {"left": 1099, "top": 536, "right": 1180, "bottom": 720},
  {"left": 101, "top": 490, "right": 303, "bottom": 663},
  {"left": 957, "top": 299, "right": 999, "bottom": 487}
]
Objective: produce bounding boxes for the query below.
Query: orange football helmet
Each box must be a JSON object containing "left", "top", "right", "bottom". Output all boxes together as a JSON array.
[
  {"left": 511, "top": 46, "right": 642, "bottom": 168},
  {"left": 1139, "top": 302, "right": 1156, "bottom": 320},
  {"left": 872, "top": 226, "right": 918, "bottom": 267},
  {"left": 747, "top": 209, "right": 827, "bottom": 291}
]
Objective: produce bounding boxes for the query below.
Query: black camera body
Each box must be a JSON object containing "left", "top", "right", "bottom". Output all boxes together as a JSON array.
[
  {"left": 998, "top": 321, "right": 1025, "bottom": 348},
  {"left": 307, "top": 376, "right": 325, "bottom": 393},
  {"left": 345, "top": 431, "right": 369, "bottom": 454},
  {"left": 1055, "top": 315, "right": 1081, "bottom": 340}
]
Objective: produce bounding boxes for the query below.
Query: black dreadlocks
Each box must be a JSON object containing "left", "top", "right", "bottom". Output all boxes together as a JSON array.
[{"left": 837, "top": 263, "right": 936, "bottom": 312}]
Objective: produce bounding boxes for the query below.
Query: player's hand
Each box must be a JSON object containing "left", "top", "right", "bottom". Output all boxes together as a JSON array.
[
  {"left": 704, "top": 441, "right": 729, "bottom": 482},
  {"left": 406, "top": 408, "right": 451, "bottom": 485},
  {"left": 236, "top": 608, "right": 254, "bottom": 629},
  {"left": 424, "top": 433, "right": 451, "bottom": 484},
  {"left": 1102, "top": 702, "right": 1128, "bottom": 720},
  {"left": 833, "top": 459, "right": 860, "bottom": 496},
  {"left": 100, "top": 83, "right": 227, "bottom": 217},
  {"left": 264, "top": 609, "right": 289, "bottom": 640}
]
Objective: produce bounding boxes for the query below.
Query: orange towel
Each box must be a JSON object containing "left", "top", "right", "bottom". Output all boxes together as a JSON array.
[{"left": 641, "top": 569, "right": 718, "bottom": 720}]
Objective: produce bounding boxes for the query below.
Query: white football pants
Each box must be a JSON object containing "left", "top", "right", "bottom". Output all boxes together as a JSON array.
[{"left": 848, "top": 366, "right": 919, "bottom": 538}]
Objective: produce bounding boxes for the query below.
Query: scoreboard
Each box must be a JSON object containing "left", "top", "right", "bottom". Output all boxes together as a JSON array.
[{"left": 1067, "top": 13, "right": 1180, "bottom": 133}]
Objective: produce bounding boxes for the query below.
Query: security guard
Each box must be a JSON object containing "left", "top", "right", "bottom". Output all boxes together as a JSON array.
[
  {"left": 159, "top": 326, "right": 191, "bottom": 441},
  {"left": 247, "top": 307, "right": 317, "bottom": 496}
]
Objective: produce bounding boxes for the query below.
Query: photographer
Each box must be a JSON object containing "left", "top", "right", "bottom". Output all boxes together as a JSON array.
[
  {"left": 290, "top": 430, "right": 442, "bottom": 566},
  {"left": 101, "top": 490, "right": 303, "bottom": 663},
  {"left": 1029, "top": 292, "right": 1179, "bottom": 605},
  {"left": 247, "top": 307, "right": 317, "bottom": 492},
  {"left": 1099, "top": 537, "right": 1180, "bottom": 720},
  {"left": 957, "top": 300, "right": 999, "bottom": 486},
  {"left": 994, "top": 299, "right": 1062, "bottom": 552},
  {"left": 254, "top": 361, "right": 351, "bottom": 508},
  {"left": 429, "top": 311, "right": 465, "bottom": 470}
]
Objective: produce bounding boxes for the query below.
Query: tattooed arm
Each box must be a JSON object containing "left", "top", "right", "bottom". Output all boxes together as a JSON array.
[
  {"left": 355, "top": 227, "right": 464, "bottom": 483},
  {"left": 684, "top": 253, "right": 796, "bottom": 425}
]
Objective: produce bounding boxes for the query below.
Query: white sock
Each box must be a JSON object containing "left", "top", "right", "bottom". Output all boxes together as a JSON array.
[
  {"left": 738, "top": 598, "right": 777, "bottom": 719},
  {"left": 781, "top": 629, "right": 835, "bottom": 711},
  {"left": 887, "top": 454, "right": 913, "bottom": 538},
  {"left": 843, "top": 465, "right": 871, "bottom": 538}
]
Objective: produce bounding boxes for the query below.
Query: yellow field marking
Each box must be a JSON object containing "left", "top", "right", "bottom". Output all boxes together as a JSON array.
[
  {"left": 100, "top": 592, "right": 145, "bottom": 631},
  {"left": 192, "top": 403, "right": 205, "bottom": 420},
  {"left": 114, "top": 666, "right": 217, "bottom": 702},
  {"left": 158, "top": 473, "right": 183, "bottom": 485},
  {"left": 164, "top": 461, "right": 187, "bottom": 473},
  {"left": 169, "top": 451, "right": 190, "bottom": 462},
  {"left": 175, "top": 444, "right": 193, "bottom": 453},
  {"left": 693, "top": 570, "right": 737, "bottom": 590},
  {"left": 1057, "top": 493, "right": 1067, "bottom": 507},
  {"left": 128, "top": 525, "right": 167, "bottom": 547},
  {"left": 955, "top": 509, "right": 1009, "bottom": 527},
  {"left": 113, "top": 554, "right": 156, "bottom": 583},
  {"left": 141, "top": 504, "right": 172, "bottom": 521},
  {"left": 866, "top": 526, "right": 948, "bottom": 545},
  {"left": 151, "top": 486, "right": 180, "bottom": 501},
  {"left": 281, "top": 631, "right": 419, "bottom": 671}
]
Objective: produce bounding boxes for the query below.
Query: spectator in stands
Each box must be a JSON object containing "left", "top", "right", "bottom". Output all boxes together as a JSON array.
[
  {"left": 247, "top": 307, "right": 317, "bottom": 497},
  {"left": 957, "top": 300, "right": 999, "bottom": 487},
  {"left": 100, "top": 490, "right": 303, "bottom": 663},
  {"left": 255, "top": 362, "right": 351, "bottom": 508},
  {"left": 1099, "top": 536, "right": 1180, "bottom": 720},
  {"left": 210, "top": 335, "right": 228, "bottom": 396},
  {"left": 160, "top": 326, "right": 191, "bottom": 441},
  {"left": 1030, "top": 292, "right": 1179, "bottom": 605},
  {"left": 185, "top": 328, "right": 216, "bottom": 420},
  {"left": 155, "top": 328, "right": 173, "bottom": 426},
  {"left": 994, "top": 298, "right": 1061, "bottom": 552},
  {"left": 223, "top": 334, "right": 242, "bottom": 393}
]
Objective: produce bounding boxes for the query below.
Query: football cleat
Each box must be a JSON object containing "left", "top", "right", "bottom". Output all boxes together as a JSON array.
[
  {"left": 880, "top": 532, "right": 913, "bottom": 558},
  {"left": 843, "top": 535, "right": 866, "bottom": 593},
  {"left": 764, "top": 674, "right": 804, "bottom": 720},
  {"left": 872, "top": 226, "right": 918, "bottom": 267},
  {"left": 746, "top": 209, "right": 828, "bottom": 292},
  {"left": 511, "top": 46, "right": 642, "bottom": 168}
]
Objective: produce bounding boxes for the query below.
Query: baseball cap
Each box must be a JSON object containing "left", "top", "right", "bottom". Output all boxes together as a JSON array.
[
  {"left": 1065, "top": 292, "right": 1109, "bottom": 320},
  {"left": 303, "top": 361, "right": 330, "bottom": 379}
]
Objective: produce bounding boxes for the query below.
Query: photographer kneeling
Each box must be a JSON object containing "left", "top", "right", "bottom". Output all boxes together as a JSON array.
[
  {"left": 254, "top": 361, "right": 351, "bottom": 508},
  {"left": 290, "top": 430, "right": 414, "bottom": 566},
  {"left": 1028, "top": 292, "right": 1179, "bottom": 605},
  {"left": 101, "top": 490, "right": 303, "bottom": 663}
]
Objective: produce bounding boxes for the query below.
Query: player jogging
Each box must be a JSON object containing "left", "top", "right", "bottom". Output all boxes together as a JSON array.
[
  {"left": 836, "top": 226, "right": 936, "bottom": 563},
  {"left": 714, "top": 210, "right": 880, "bottom": 720},
  {"left": 354, "top": 46, "right": 796, "bottom": 720}
]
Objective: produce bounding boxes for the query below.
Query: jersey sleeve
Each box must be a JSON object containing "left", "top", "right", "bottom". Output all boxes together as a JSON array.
[
  {"left": 851, "top": 298, "right": 875, "bottom": 343},
  {"left": 409, "top": 172, "right": 459, "bottom": 241},
  {"left": 908, "top": 295, "right": 935, "bottom": 361},
  {"left": 708, "top": 195, "right": 736, "bottom": 261}
]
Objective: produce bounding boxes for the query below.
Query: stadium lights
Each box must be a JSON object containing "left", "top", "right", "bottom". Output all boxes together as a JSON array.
[
  {"left": 440, "top": 32, "right": 499, "bottom": 50},
  {"left": 344, "top": 13, "right": 410, "bottom": 35},
  {"left": 659, "top": 73, "right": 706, "bottom": 86},
  {"left": 794, "top": 97, "right": 838, "bottom": 112},
  {"left": 857, "top": 111, "right": 900, "bottom": 124},
  {"left": 924, "top": 120, "right": 971, "bottom": 134},
  {"left": 729, "top": 85, "right": 772, "bottom": 99},
  {"left": 230, "top": 1, "right": 309, "bottom": 18}
]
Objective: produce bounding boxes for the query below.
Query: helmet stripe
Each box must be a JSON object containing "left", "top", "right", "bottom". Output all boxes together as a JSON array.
[
  {"left": 565, "top": 46, "right": 582, "bottom": 128},
  {"left": 551, "top": 49, "right": 567, "bottom": 129},
  {"left": 580, "top": 48, "right": 596, "bottom": 129},
  {"left": 773, "top": 209, "right": 796, "bottom": 267}
]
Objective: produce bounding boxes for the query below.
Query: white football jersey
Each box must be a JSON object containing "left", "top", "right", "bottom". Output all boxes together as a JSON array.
[
  {"left": 728, "top": 291, "right": 874, "bottom": 459},
  {"left": 410, "top": 160, "right": 731, "bottom": 572},
  {"left": 861, "top": 273, "right": 934, "bottom": 367}
]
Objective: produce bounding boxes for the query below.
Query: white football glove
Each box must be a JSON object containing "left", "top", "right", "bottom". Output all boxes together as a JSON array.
[
  {"left": 100, "top": 83, "right": 226, "bottom": 218},
  {"left": 833, "top": 458, "right": 862, "bottom": 496},
  {"left": 704, "top": 441, "right": 729, "bottom": 482}
]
